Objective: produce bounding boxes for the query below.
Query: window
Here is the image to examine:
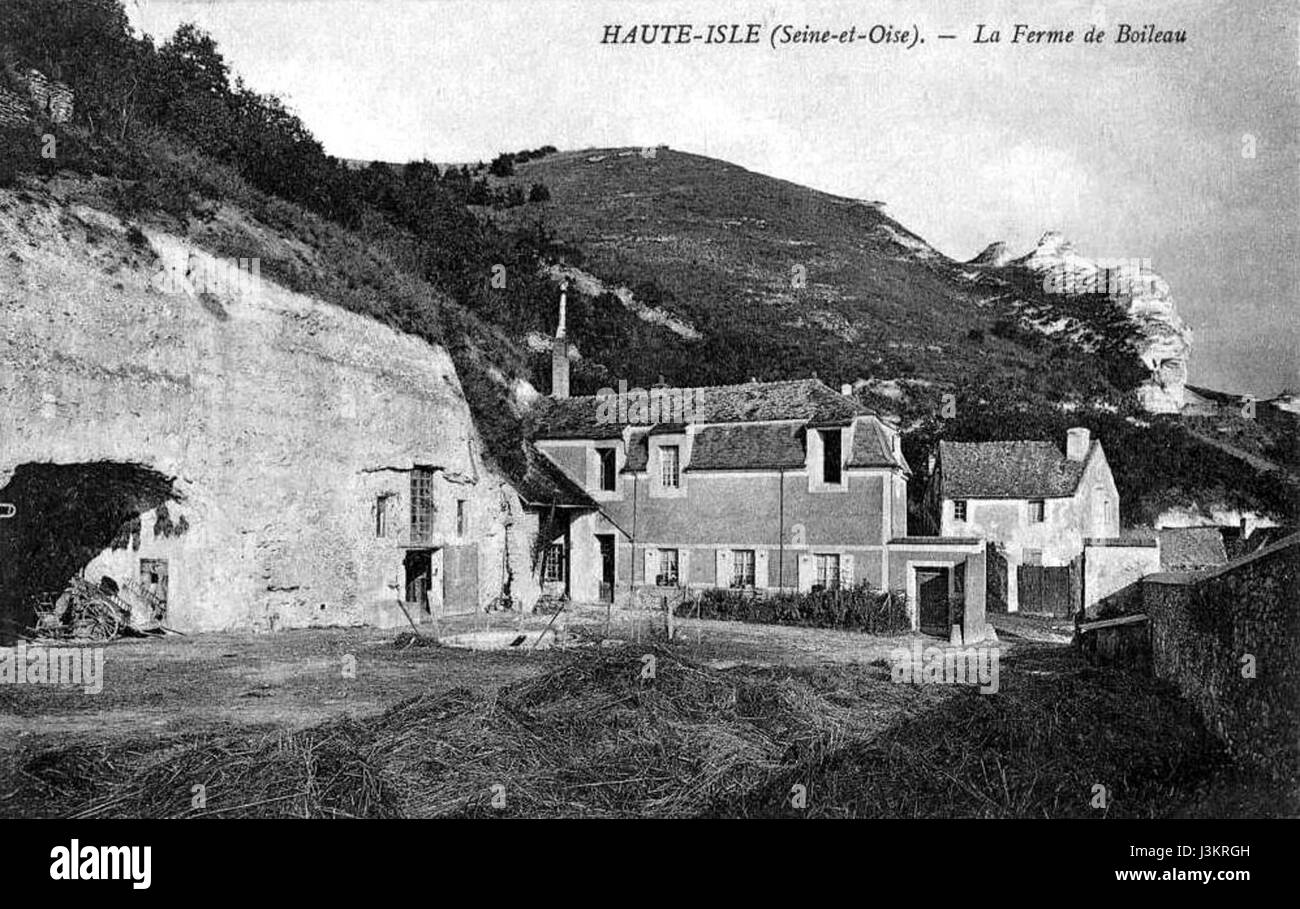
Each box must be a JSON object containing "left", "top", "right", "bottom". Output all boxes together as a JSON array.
[
  {"left": 953, "top": 499, "right": 968, "bottom": 522},
  {"left": 598, "top": 448, "right": 617, "bottom": 491},
  {"left": 731, "top": 550, "right": 756, "bottom": 588},
  {"left": 410, "top": 467, "right": 435, "bottom": 544},
  {"left": 820, "top": 429, "right": 842, "bottom": 485},
  {"left": 657, "top": 548, "right": 679, "bottom": 586},
  {"left": 660, "top": 445, "right": 680, "bottom": 489},
  {"left": 456, "top": 499, "right": 467, "bottom": 537},
  {"left": 543, "top": 542, "right": 565, "bottom": 582},
  {"left": 1028, "top": 499, "right": 1046, "bottom": 523},
  {"left": 375, "top": 495, "right": 393, "bottom": 537},
  {"left": 815, "top": 554, "right": 841, "bottom": 590}
]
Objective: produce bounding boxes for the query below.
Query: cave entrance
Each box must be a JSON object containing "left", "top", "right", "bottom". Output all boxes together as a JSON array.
[{"left": 0, "top": 461, "right": 178, "bottom": 643}]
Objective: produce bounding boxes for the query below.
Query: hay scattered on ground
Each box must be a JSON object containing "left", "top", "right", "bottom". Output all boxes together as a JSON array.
[
  {"left": 53, "top": 646, "right": 872, "bottom": 818},
  {"left": 13, "top": 642, "right": 1247, "bottom": 819}
]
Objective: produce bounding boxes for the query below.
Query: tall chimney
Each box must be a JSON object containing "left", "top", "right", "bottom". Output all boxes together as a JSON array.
[
  {"left": 551, "top": 283, "right": 569, "bottom": 399},
  {"left": 1066, "top": 427, "right": 1090, "bottom": 461}
]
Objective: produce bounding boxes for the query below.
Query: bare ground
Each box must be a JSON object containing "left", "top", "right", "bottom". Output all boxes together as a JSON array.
[{"left": 0, "top": 609, "right": 1290, "bottom": 818}]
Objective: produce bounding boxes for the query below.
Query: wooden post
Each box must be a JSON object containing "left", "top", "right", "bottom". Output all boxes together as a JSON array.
[{"left": 665, "top": 595, "right": 674, "bottom": 641}]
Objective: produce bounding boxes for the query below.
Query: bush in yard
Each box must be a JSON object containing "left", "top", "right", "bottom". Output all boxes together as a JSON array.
[{"left": 678, "top": 584, "right": 910, "bottom": 634}]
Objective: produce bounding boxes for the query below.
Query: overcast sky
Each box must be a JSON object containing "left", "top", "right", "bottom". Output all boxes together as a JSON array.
[{"left": 128, "top": 0, "right": 1299, "bottom": 396}]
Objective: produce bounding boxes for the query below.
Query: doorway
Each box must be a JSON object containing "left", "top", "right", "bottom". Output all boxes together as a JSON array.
[
  {"left": 443, "top": 543, "right": 479, "bottom": 614},
  {"left": 916, "top": 566, "right": 951, "bottom": 636},
  {"left": 403, "top": 549, "right": 433, "bottom": 615},
  {"left": 597, "top": 534, "right": 615, "bottom": 603}
]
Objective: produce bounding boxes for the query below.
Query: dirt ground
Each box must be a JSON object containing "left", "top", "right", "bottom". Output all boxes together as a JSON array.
[
  {"left": 0, "top": 608, "right": 964, "bottom": 744},
  {"left": 5, "top": 610, "right": 1283, "bottom": 818}
]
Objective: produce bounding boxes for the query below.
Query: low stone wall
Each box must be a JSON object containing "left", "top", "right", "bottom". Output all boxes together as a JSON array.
[{"left": 1089, "top": 534, "right": 1299, "bottom": 779}]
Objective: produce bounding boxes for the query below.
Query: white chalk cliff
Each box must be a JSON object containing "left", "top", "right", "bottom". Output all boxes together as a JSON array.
[
  {"left": 1013, "top": 231, "right": 1192, "bottom": 413},
  {"left": 0, "top": 184, "right": 528, "bottom": 631}
]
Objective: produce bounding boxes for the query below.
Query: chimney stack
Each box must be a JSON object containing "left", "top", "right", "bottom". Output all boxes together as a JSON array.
[
  {"left": 551, "top": 283, "right": 569, "bottom": 399},
  {"left": 1066, "top": 427, "right": 1090, "bottom": 461},
  {"left": 840, "top": 383, "right": 853, "bottom": 397}
]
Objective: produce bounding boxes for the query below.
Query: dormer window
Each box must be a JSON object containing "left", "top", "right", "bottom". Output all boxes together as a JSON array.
[
  {"left": 660, "top": 445, "right": 680, "bottom": 489},
  {"left": 598, "top": 448, "right": 617, "bottom": 491},
  {"left": 820, "top": 429, "right": 842, "bottom": 485}
]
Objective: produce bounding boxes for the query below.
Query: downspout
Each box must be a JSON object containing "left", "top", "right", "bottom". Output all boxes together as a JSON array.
[
  {"left": 630, "top": 473, "right": 639, "bottom": 597},
  {"left": 778, "top": 467, "right": 785, "bottom": 590}
]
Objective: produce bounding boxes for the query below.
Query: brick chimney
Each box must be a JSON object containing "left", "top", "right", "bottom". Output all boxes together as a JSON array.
[
  {"left": 551, "top": 283, "right": 569, "bottom": 399},
  {"left": 1066, "top": 427, "right": 1090, "bottom": 461}
]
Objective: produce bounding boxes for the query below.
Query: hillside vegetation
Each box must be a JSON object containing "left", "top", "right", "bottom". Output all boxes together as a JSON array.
[{"left": 2, "top": 0, "right": 1293, "bottom": 527}]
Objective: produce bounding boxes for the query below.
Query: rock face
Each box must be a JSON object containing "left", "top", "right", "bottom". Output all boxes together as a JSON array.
[
  {"left": 967, "top": 241, "right": 1012, "bottom": 267},
  {"left": 1013, "top": 231, "right": 1192, "bottom": 413},
  {"left": 0, "top": 189, "right": 534, "bottom": 632}
]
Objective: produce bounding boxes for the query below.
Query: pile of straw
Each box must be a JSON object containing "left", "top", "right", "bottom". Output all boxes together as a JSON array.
[{"left": 62, "top": 646, "right": 858, "bottom": 818}]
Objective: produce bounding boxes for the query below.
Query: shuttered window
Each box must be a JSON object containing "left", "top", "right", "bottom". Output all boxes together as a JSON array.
[
  {"left": 815, "top": 554, "right": 840, "bottom": 590},
  {"left": 731, "top": 550, "right": 755, "bottom": 588}
]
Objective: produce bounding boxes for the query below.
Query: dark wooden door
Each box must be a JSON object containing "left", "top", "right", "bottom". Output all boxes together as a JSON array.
[
  {"left": 1017, "top": 565, "right": 1076, "bottom": 616},
  {"left": 917, "top": 568, "right": 950, "bottom": 634},
  {"left": 443, "top": 543, "right": 479, "bottom": 614},
  {"left": 598, "top": 535, "right": 615, "bottom": 602}
]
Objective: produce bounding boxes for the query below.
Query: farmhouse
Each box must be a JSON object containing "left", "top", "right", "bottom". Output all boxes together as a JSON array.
[
  {"left": 927, "top": 431, "right": 1140, "bottom": 613},
  {"left": 526, "top": 299, "right": 992, "bottom": 642}
]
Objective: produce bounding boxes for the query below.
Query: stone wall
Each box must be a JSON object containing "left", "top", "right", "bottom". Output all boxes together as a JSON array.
[
  {"left": 0, "top": 190, "right": 536, "bottom": 632},
  {"left": 1090, "top": 535, "right": 1299, "bottom": 779}
]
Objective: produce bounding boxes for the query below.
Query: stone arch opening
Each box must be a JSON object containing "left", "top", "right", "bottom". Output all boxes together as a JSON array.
[{"left": 0, "top": 461, "right": 178, "bottom": 643}]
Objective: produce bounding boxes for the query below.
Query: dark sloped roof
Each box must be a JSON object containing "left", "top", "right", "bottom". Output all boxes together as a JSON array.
[
  {"left": 1158, "top": 527, "right": 1228, "bottom": 571},
  {"left": 622, "top": 417, "right": 908, "bottom": 474},
  {"left": 937, "top": 440, "right": 1098, "bottom": 498},
  {"left": 849, "top": 418, "right": 909, "bottom": 472},
  {"left": 686, "top": 423, "right": 807, "bottom": 471},
  {"left": 532, "top": 379, "right": 867, "bottom": 440},
  {"left": 516, "top": 445, "right": 597, "bottom": 509}
]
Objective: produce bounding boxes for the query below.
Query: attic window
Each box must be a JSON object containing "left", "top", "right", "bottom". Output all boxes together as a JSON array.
[
  {"left": 660, "top": 446, "right": 680, "bottom": 489},
  {"left": 954, "top": 500, "right": 968, "bottom": 522},
  {"left": 598, "top": 448, "right": 617, "bottom": 491},
  {"left": 1029, "top": 499, "right": 1046, "bottom": 523},
  {"left": 820, "top": 429, "right": 842, "bottom": 485}
]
